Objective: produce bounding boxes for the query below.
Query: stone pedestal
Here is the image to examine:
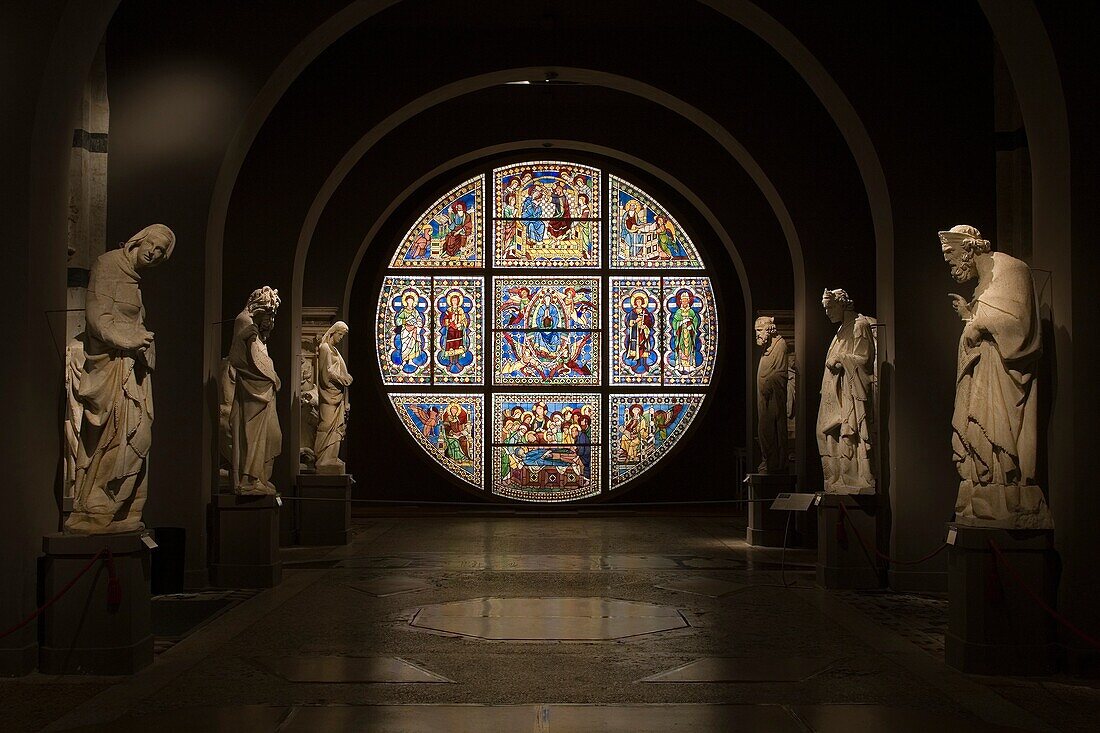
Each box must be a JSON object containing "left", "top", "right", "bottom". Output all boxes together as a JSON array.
[
  {"left": 746, "top": 473, "right": 796, "bottom": 547},
  {"left": 946, "top": 524, "right": 1057, "bottom": 675},
  {"left": 816, "top": 494, "right": 884, "bottom": 589},
  {"left": 297, "top": 473, "right": 353, "bottom": 546},
  {"left": 210, "top": 494, "right": 282, "bottom": 589},
  {"left": 39, "top": 531, "right": 152, "bottom": 675}
]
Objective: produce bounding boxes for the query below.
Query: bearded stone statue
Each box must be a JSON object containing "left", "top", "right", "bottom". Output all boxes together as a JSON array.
[{"left": 940, "top": 225, "right": 1052, "bottom": 529}]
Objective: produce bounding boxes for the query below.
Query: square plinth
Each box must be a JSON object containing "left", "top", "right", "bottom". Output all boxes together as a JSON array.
[
  {"left": 39, "top": 531, "right": 153, "bottom": 675},
  {"left": 946, "top": 523, "right": 1057, "bottom": 675},
  {"left": 297, "top": 473, "right": 353, "bottom": 546},
  {"left": 210, "top": 493, "right": 282, "bottom": 589},
  {"left": 746, "top": 474, "right": 796, "bottom": 547},
  {"left": 816, "top": 494, "right": 884, "bottom": 589}
]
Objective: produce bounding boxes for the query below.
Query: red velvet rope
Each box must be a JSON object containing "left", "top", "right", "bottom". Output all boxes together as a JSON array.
[
  {"left": 987, "top": 539, "right": 1100, "bottom": 651},
  {"left": 0, "top": 546, "right": 117, "bottom": 641},
  {"left": 837, "top": 501, "right": 949, "bottom": 566}
]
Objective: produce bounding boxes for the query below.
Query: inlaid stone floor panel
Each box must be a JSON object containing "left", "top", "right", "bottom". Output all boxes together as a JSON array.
[
  {"left": 251, "top": 655, "right": 453, "bottom": 683},
  {"left": 15, "top": 515, "right": 1097, "bottom": 733},
  {"left": 639, "top": 656, "right": 838, "bottom": 683},
  {"left": 654, "top": 576, "right": 747, "bottom": 597}
]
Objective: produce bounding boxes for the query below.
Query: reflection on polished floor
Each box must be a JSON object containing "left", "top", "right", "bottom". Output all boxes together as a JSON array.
[{"left": 6, "top": 514, "right": 1098, "bottom": 732}]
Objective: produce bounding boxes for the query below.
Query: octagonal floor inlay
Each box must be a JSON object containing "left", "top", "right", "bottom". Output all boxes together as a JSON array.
[{"left": 410, "top": 597, "right": 688, "bottom": 640}]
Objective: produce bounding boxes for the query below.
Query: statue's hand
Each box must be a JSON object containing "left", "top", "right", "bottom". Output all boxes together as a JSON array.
[
  {"left": 948, "top": 293, "right": 972, "bottom": 321},
  {"left": 963, "top": 321, "right": 983, "bottom": 348}
]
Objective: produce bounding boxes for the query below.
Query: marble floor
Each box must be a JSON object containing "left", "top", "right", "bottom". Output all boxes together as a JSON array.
[{"left": 4, "top": 514, "right": 1098, "bottom": 732}]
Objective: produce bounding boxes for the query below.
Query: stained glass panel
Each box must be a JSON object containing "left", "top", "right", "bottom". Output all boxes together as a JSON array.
[
  {"left": 390, "top": 176, "right": 483, "bottom": 268},
  {"left": 494, "top": 276, "right": 601, "bottom": 386},
  {"left": 492, "top": 393, "right": 601, "bottom": 501},
  {"left": 610, "top": 394, "right": 704, "bottom": 489},
  {"left": 433, "top": 277, "right": 483, "bottom": 384},
  {"left": 494, "top": 331, "right": 599, "bottom": 385},
  {"left": 663, "top": 277, "right": 717, "bottom": 385},
  {"left": 610, "top": 276, "right": 662, "bottom": 385},
  {"left": 493, "top": 162, "right": 601, "bottom": 268},
  {"left": 609, "top": 175, "right": 703, "bottom": 269},
  {"left": 494, "top": 276, "right": 600, "bottom": 329},
  {"left": 390, "top": 394, "right": 483, "bottom": 488},
  {"left": 376, "top": 276, "right": 431, "bottom": 384}
]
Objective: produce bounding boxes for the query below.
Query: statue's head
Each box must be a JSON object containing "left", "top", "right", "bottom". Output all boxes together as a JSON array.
[
  {"left": 821, "top": 288, "right": 854, "bottom": 324},
  {"left": 124, "top": 224, "right": 175, "bottom": 270},
  {"left": 939, "top": 225, "right": 991, "bottom": 283},
  {"left": 322, "top": 320, "right": 349, "bottom": 346},
  {"left": 246, "top": 286, "right": 281, "bottom": 337},
  {"left": 754, "top": 315, "right": 778, "bottom": 347}
]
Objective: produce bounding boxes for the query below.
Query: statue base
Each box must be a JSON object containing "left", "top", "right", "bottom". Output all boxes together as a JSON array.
[
  {"left": 210, "top": 493, "right": 282, "bottom": 589},
  {"left": 745, "top": 473, "right": 796, "bottom": 547},
  {"left": 297, "top": 473, "right": 353, "bottom": 546},
  {"left": 39, "top": 531, "right": 153, "bottom": 675},
  {"left": 816, "top": 494, "right": 884, "bottom": 589},
  {"left": 946, "top": 523, "right": 1057, "bottom": 675}
]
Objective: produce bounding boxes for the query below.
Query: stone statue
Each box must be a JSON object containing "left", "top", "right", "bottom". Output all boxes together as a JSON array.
[
  {"left": 755, "top": 315, "right": 789, "bottom": 474},
  {"left": 65, "top": 224, "right": 175, "bottom": 534},
  {"left": 226, "top": 286, "right": 283, "bottom": 495},
  {"left": 314, "top": 321, "right": 353, "bottom": 474},
  {"left": 940, "top": 225, "right": 1052, "bottom": 529},
  {"left": 298, "top": 355, "right": 319, "bottom": 472},
  {"left": 817, "top": 289, "right": 877, "bottom": 494}
]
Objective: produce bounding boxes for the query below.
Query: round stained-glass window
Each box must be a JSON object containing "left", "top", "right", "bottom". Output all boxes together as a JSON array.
[{"left": 376, "top": 162, "right": 718, "bottom": 502}]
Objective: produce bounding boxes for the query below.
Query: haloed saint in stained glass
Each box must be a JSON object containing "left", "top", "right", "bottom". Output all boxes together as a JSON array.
[
  {"left": 390, "top": 176, "right": 483, "bottom": 268},
  {"left": 609, "top": 175, "right": 703, "bottom": 269},
  {"left": 377, "top": 276, "right": 431, "bottom": 384},
  {"left": 610, "top": 394, "right": 704, "bottom": 489},
  {"left": 493, "top": 393, "right": 601, "bottom": 501},
  {"left": 390, "top": 394, "right": 483, "bottom": 488},
  {"left": 610, "top": 277, "right": 661, "bottom": 385},
  {"left": 493, "top": 162, "right": 601, "bottom": 268},
  {"left": 433, "top": 277, "right": 482, "bottom": 384},
  {"left": 664, "top": 277, "right": 717, "bottom": 386},
  {"left": 494, "top": 277, "right": 601, "bottom": 385}
]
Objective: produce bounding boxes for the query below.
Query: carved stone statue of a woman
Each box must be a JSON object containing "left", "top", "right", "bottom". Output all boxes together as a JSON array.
[
  {"left": 65, "top": 224, "right": 175, "bottom": 534},
  {"left": 755, "top": 316, "right": 789, "bottom": 474},
  {"left": 940, "top": 225, "right": 1052, "bottom": 528},
  {"left": 817, "top": 288, "right": 877, "bottom": 494},
  {"left": 226, "top": 286, "right": 282, "bottom": 495},
  {"left": 314, "top": 321, "right": 353, "bottom": 474}
]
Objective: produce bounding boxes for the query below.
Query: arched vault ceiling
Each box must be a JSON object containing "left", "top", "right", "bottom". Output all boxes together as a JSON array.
[
  {"left": 222, "top": 0, "right": 875, "bottom": 317},
  {"left": 302, "top": 85, "right": 789, "bottom": 310}
]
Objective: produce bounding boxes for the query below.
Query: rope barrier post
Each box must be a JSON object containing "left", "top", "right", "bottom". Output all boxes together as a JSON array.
[
  {"left": 745, "top": 472, "right": 797, "bottom": 547},
  {"left": 816, "top": 494, "right": 885, "bottom": 590},
  {"left": 39, "top": 531, "right": 153, "bottom": 675},
  {"left": 297, "top": 472, "right": 354, "bottom": 546},
  {"left": 945, "top": 522, "right": 1058, "bottom": 675}
]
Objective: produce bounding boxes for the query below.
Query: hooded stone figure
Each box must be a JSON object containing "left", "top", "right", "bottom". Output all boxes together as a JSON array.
[
  {"left": 65, "top": 224, "right": 175, "bottom": 534},
  {"left": 940, "top": 225, "right": 1052, "bottom": 529},
  {"left": 314, "top": 321, "right": 353, "bottom": 474},
  {"left": 755, "top": 315, "right": 789, "bottom": 474}
]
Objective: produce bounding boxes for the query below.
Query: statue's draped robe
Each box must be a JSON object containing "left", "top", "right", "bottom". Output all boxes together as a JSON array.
[
  {"left": 953, "top": 252, "right": 1052, "bottom": 528},
  {"left": 228, "top": 310, "right": 281, "bottom": 493},
  {"left": 757, "top": 335, "right": 789, "bottom": 474},
  {"left": 817, "top": 314, "right": 876, "bottom": 494},
  {"left": 315, "top": 341, "right": 352, "bottom": 471},
  {"left": 66, "top": 250, "right": 153, "bottom": 533}
]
